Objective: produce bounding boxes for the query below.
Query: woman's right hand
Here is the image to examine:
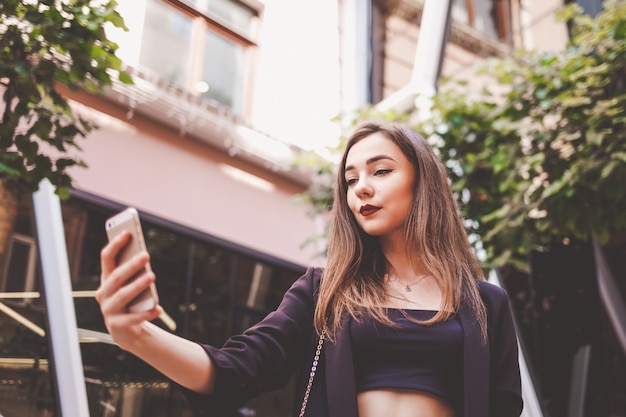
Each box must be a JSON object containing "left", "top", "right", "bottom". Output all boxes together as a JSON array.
[
  {"left": 95, "top": 231, "right": 215, "bottom": 394},
  {"left": 95, "top": 231, "right": 161, "bottom": 351}
]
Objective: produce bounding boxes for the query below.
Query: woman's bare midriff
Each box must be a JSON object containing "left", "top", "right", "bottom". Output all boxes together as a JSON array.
[{"left": 358, "top": 389, "right": 456, "bottom": 417}]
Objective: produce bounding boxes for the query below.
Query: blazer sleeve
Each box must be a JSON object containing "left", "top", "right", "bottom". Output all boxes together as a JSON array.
[
  {"left": 483, "top": 282, "right": 524, "bottom": 417},
  {"left": 181, "top": 266, "right": 321, "bottom": 413}
]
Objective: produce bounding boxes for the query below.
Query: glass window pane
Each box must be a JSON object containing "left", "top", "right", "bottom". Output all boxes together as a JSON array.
[
  {"left": 0, "top": 194, "right": 304, "bottom": 417},
  {"left": 185, "top": 243, "right": 232, "bottom": 345},
  {"left": 451, "top": 0, "right": 469, "bottom": 26},
  {"left": 190, "top": 0, "right": 256, "bottom": 37},
  {"left": 139, "top": 0, "right": 193, "bottom": 87},
  {"left": 0, "top": 195, "right": 57, "bottom": 417},
  {"left": 201, "top": 30, "right": 245, "bottom": 115},
  {"left": 473, "top": 0, "right": 498, "bottom": 38},
  {"left": 0, "top": 305, "right": 55, "bottom": 416},
  {"left": 3, "top": 237, "right": 35, "bottom": 293},
  {"left": 451, "top": 0, "right": 499, "bottom": 39},
  {"left": 208, "top": 0, "right": 255, "bottom": 37}
]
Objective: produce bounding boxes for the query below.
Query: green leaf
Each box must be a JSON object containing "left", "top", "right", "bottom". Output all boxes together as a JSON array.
[
  {"left": 118, "top": 70, "right": 134, "bottom": 85},
  {"left": 0, "top": 163, "right": 20, "bottom": 176},
  {"left": 612, "top": 152, "right": 626, "bottom": 163},
  {"left": 600, "top": 160, "right": 618, "bottom": 179},
  {"left": 0, "top": 0, "right": 125, "bottom": 194}
]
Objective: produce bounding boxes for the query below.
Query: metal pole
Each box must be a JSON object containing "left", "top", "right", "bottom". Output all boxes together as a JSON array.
[
  {"left": 593, "top": 240, "right": 626, "bottom": 353},
  {"left": 490, "top": 270, "right": 544, "bottom": 417},
  {"left": 32, "top": 179, "right": 90, "bottom": 417}
]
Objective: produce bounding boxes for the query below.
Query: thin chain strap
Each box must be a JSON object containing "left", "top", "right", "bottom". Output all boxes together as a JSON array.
[{"left": 298, "top": 329, "right": 326, "bottom": 417}]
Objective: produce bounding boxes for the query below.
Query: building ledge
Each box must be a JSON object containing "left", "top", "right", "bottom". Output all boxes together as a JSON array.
[
  {"left": 393, "top": 0, "right": 512, "bottom": 58},
  {"left": 103, "top": 66, "right": 314, "bottom": 188}
]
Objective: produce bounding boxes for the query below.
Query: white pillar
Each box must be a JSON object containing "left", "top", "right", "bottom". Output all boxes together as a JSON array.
[
  {"left": 340, "top": 0, "right": 372, "bottom": 114},
  {"left": 376, "top": 0, "right": 452, "bottom": 113},
  {"left": 32, "top": 179, "right": 90, "bottom": 417}
]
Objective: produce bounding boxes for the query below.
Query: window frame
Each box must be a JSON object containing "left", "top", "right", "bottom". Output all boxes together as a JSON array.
[
  {"left": 142, "top": 0, "right": 262, "bottom": 118},
  {"left": 453, "top": 0, "right": 513, "bottom": 44},
  {"left": 167, "top": 0, "right": 259, "bottom": 47}
]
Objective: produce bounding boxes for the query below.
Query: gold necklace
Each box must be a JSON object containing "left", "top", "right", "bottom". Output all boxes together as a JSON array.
[{"left": 386, "top": 274, "right": 430, "bottom": 292}]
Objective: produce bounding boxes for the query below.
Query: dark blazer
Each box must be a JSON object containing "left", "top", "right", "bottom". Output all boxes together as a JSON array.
[{"left": 185, "top": 267, "right": 523, "bottom": 417}]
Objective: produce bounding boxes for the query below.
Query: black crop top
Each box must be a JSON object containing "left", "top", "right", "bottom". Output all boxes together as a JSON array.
[{"left": 351, "top": 309, "right": 463, "bottom": 411}]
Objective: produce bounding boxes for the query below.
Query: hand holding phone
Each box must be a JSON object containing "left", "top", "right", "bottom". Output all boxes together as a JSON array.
[{"left": 105, "top": 207, "right": 159, "bottom": 313}]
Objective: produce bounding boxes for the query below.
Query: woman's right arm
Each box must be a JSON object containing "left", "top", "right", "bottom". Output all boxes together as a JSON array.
[{"left": 95, "top": 231, "right": 215, "bottom": 395}]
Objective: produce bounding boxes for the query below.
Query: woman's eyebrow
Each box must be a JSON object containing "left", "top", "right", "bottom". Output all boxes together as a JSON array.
[{"left": 344, "top": 155, "right": 396, "bottom": 172}]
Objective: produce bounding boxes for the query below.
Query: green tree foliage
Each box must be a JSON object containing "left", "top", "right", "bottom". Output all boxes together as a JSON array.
[
  {"left": 0, "top": 0, "right": 132, "bottom": 198},
  {"left": 298, "top": 0, "right": 626, "bottom": 272}
]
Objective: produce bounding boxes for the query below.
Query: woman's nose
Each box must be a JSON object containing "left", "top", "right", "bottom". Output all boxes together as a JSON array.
[{"left": 354, "top": 178, "right": 373, "bottom": 197}]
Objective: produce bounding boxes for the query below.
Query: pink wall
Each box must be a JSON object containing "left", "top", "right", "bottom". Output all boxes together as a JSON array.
[{"left": 69, "top": 103, "right": 323, "bottom": 267}]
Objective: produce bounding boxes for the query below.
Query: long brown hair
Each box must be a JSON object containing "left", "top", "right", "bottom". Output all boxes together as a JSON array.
[{"left": 314, "top": 121, "right": 487, "bottom": 341}]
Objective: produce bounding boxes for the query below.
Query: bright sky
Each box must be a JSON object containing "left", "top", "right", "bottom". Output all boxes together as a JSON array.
[{"left": 250, "top": 0, "right": 343, "bottom": 153}]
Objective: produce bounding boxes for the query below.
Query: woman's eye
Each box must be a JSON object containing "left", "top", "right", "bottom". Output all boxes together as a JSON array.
[
  {"left": 375, "top": 169, "right": 392, "bottom": 176},
  {"left": 346, "top": 178, "right": 357, "bottom": 186}
]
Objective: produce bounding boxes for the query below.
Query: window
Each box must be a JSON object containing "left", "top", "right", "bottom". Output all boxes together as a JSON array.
[
  {"left": 138, "top": 0, "right": 260, "bottom": 116},
  {"left": 2, "top": 234, "right": 37, "bottom": 300},
  {"left": 0, "top": 200, "right": 53, "bottom": 417},
  {"left": 452, "top": 0, "right": 512, "bottom": 43},
  {"left": 139, "top": 0, "right": 193, "bottom": 88},
  {"left": 189, "top": 0, "right": 257, "bottom": 37},
  {"left": 0, "top": 195, "right": 304, "bottom": 417},
  {"left": 201, "top": 29, "right": 246, "bottom": 113},
  {"left": 570, "top": 0, "right": 603, "bottom": 17}
]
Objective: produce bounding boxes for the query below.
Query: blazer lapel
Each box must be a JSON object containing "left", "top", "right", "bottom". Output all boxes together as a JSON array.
[
  {"left": 325, "top": 315, "right": 359, "bottom": 417},
  {"left": 459, "top": 301, "right": 490, "bottom": 416}
]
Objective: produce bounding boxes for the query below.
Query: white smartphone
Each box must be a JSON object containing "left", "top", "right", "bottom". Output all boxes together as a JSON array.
[{"left": 104, "top": 207, "right": 159, "bottom": 313}]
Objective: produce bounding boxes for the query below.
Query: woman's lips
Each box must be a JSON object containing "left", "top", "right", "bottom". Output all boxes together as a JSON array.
[{"left": 360, "top": 204, "right": 380, "bottom": 216}]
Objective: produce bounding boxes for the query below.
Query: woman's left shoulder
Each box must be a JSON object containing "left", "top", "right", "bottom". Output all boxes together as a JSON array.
[
  {"left": 476, "top": 279, "right": 510, "bottom": 308},
  {"left": 477, "top": 279, "right": 507, "bottom": 295}
]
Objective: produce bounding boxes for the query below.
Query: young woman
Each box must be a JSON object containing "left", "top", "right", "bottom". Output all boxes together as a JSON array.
[{"left": 97, "top": 121, "right": 523, "bottom": 417}]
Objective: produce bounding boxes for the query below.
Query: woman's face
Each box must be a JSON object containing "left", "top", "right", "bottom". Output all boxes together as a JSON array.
[{"left": 344, "top": 132, "right": 416, "bottom": 242}]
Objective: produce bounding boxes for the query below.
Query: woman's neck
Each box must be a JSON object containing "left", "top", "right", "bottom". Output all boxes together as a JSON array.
[{"left": 381, "top": 242, "right": 429, "bottom": 279}]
